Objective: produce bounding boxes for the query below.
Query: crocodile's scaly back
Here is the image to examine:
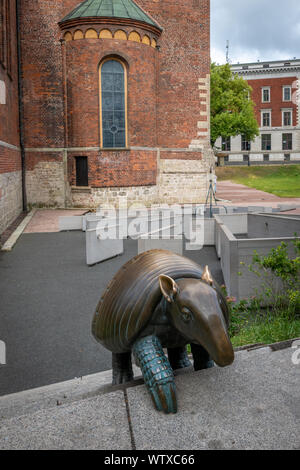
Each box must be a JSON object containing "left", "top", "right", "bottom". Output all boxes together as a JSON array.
[{"left": 92, "top": 250, "right": 227, "bottom": 353}]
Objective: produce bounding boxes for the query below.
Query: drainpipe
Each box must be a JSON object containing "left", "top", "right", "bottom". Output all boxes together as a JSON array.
[
  {"left": 16, "top": 0, "right": 27, "bottom": 211},
  {"left": 60, "top": 38, "right": 70, "bottom": 207},
  {"left": 60, "top": 38, "right": 69, "bottom": 149}
]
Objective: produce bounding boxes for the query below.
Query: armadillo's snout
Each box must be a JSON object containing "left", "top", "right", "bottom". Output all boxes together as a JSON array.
[
  {"left": 214, "top": 349, "right": 234, "bottom": 367},
  {"left": 213, "top": 338, "right": 235, "bottom": 367},
  {"left": 201, "top": 316, "right": 235, "bottom": 367}
]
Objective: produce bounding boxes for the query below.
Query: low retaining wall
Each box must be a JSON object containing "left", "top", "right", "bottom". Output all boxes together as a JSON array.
[
  {"left": 85, "top": 218, "right": 124, "bottom": 266},
  {"left": 217, "top": 213, "right": 248, "bottom": 236},
  {"left": 215, "top": 214, "right": 300, "bottom": 301},
  {"left": 248, "top": 214, "right": 300, "bottom": 239}
]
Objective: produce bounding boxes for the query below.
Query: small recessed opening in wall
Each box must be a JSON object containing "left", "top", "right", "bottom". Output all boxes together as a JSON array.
[
  {"left": 75, "top": 157, "right": 89, "bottom": 187},
  {"left": 128, "top": 31, "right": 141, "bottom": 43},
  {"left": 64, "top": 31, "right": 72, "bottom": 41},
  {"left": 85, "top": 28, "right": 98, "bottom": 39},
  {"left": 100, "top": 29, "right": 113, "bottom": 39},
  {"left": 74, "top": 30, "right": 84, "bottom": 40}
]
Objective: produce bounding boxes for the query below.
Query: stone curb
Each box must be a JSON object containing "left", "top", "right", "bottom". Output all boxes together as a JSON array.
[
  {"left": 0, "top": 337, "right": 299, "bottom": 421},
  {"left": 1, "top": 209, "right": 37, "bottom": 252},
  {"left": 234, "top": 337, "right": 300, "bottom": 352},
  {"left": 0, "top": 366, "right": 141, "bottom": 420},
  {"left": 0, "top": 342, "right": 298, "bottom": 450}
]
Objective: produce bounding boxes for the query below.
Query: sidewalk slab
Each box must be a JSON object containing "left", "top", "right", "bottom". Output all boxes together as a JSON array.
[
  {"left": 0, "top": 392, "right": 131, "bottom": 450},
  {"left": 0, "top": 366, "right": 141, "bottom": 420},
  {"left": 24, "top": 209, "right": 87, "bottom": 233},
  {"left": 0, "top": 346, "right": 299, "bottom": 450},
  {"left": 127, "top": 346, "right": 300, "bottom": 450}
]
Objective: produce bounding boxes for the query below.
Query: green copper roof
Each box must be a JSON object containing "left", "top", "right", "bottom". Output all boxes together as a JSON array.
[{"left": 61, "top": 0, "right": 161, "bottom": 29}]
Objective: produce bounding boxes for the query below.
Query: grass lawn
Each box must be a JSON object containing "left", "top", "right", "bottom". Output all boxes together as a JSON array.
[
  {"left": 230, "top": 313, "right": 300, "bottom": 348},
  {"left": 216, "top": 165, "right": 300, "bottom": 198}
]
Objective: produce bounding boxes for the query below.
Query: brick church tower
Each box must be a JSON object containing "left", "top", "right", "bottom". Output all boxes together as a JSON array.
[{"left": 0, "top": 0, "right": 213, "bottom": 231}]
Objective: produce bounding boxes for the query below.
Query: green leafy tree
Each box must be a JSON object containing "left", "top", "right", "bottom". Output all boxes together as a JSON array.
[{"left": 210, "top": 62, "right": 259, "bottom": 148}]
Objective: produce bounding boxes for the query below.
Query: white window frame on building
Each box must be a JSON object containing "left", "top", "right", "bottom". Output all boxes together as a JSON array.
[
  {"left": 282, "top": 133, "right": 293, "bottom": 151},
  {"left": 283, "top": 86, "right": 292, "bottom": 102},
  {"left": 261, "top": 134, "right": 272, "bottom": 151},
  {"left": 261, "top": 110, "right": 272, "bottom": 127},
  {"left": 282, "top": 109, "right": 293, "bottom": 127},
  {"left": 221, "top": 136, "right": 231, "bottom": 152},
  {"left": 262, "top": 87, "right": 271, "bottom": 103},
  {"left": 241, "top": 135, "right": 251, "bottom": 151}
]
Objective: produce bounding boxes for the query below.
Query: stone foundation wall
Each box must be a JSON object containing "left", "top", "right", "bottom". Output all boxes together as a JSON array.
[
  {"left": 26, "top": 159, "right": 66, "bottom": 208},
  {"left": 158, "top": 158, "right": 210, "bottom": 204},
  {"left": 0, "top": 171, "right": 23, "bottom": 235},
  {"left": 71, "top": 184, "right": 158, "bottom": 208},
  {"left": 71, "top": 161, "right": 213, "bottom": 208}
]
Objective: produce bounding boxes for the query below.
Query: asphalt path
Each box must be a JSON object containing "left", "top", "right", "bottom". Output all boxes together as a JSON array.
[{"left": 0, "top": 232, "right": 223, "bottom": 396}]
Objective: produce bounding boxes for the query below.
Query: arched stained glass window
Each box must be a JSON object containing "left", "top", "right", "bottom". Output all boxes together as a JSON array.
[{"left": 100, "top": 59, "right": 127, "bottom": 148}]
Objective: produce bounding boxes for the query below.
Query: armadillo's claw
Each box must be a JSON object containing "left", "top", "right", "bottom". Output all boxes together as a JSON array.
[
  {"left": 151, "top": 382, "right": 177, "bottom": 414},
  {"left": 133, "top": 335, "right": 178, "bottom": 414}
]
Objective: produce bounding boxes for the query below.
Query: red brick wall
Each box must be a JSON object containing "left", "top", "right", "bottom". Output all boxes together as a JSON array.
[
  {"left": 18, "top": 0, "right": 210, "bottom": 198},
  {"left": 0, "top": 146, "right": 21, "bottom": 174},
  {"left": 248, "top": 76, "right": 298, "bottom": 127},
  {"left": 17, "top": 1, "right": 84, "bottom": 150},
  {"left": 0, "top": 0, "right": 23, "bottom": 233},
  {"left": 19, "top": 0, "right": 67, "bottom": 149},
  {"left": 25, "top": 152, "right": 63, "bottom": 171},
  {"left": 68, "top": 150, "right": 157, "bottom": 188},
  {"left": 18, "top": 1, "right": 159, "bottom": 189},
  {"left": 140, "top": 0, "right": 211, "bottom": 149},
  {"left": 64, "top": 32, "right": 158, "bottom": 188},
  {"left": 65, "top": 37, "right": 157, "bottom": 148},
  {"left": 0, "top": 0, "right": 21, "bottom": 171},
  {"left": 19, "top": 1, "right": 89, "bottom": 149}
]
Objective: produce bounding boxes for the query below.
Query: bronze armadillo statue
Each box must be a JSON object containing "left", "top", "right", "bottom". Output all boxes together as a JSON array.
[{"left": 92, "top": 249, "right": 234, "bottom": 414}]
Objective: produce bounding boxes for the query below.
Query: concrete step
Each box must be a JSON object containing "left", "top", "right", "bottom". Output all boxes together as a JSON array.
[
  {"left": 0, "top": 343, "right": 299, "bottom": 450},
  {"left": 0, "top": 365, "right": 142, "bottom": 420},
  {"left": 0, "top": 348, "right": 272, "bottom": 420}
]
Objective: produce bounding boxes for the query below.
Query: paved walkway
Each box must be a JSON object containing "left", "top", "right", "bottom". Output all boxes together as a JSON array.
[
  {"left": 1, "top": 188, "right": 299, "bottom": 397},
  {"left": 0, "top": 232, "right": 223, "bottom": 396},
  {"left": 23, "top": 184, "right": 300, "bottom": 237},
  {"left": 0, "top": 343, "right": 299, "bottom": 450},
  {"left": 217, "top": 181, "right": 300, "bottom": 214},
  {"left": 24, "top": 209, "right": 87, "bottom": 233}
]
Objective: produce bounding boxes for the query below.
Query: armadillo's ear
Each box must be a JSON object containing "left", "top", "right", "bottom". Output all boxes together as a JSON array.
[
  {"left": 159, "top": 275, "right": 179, "bottom": 303},
  {"left": 201, "top": 266, "right": 213, "bottom": 286}
]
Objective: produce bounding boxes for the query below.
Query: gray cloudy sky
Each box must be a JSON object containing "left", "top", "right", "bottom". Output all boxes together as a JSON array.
[{"left": 211, "top": 0, "right": 300, "bottom": 64}]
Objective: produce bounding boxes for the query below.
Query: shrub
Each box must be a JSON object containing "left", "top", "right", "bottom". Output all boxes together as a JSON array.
[
  {"left": 227, "top": 238, "right": 300, "bottom": 345},
  {"left": 249, "top": 238, "right": 300, "bottom": 315}
]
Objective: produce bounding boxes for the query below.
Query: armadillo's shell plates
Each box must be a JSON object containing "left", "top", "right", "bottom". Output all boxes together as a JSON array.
[{"left": 92, "top": 250, "right": 209, "bottom": 353}]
